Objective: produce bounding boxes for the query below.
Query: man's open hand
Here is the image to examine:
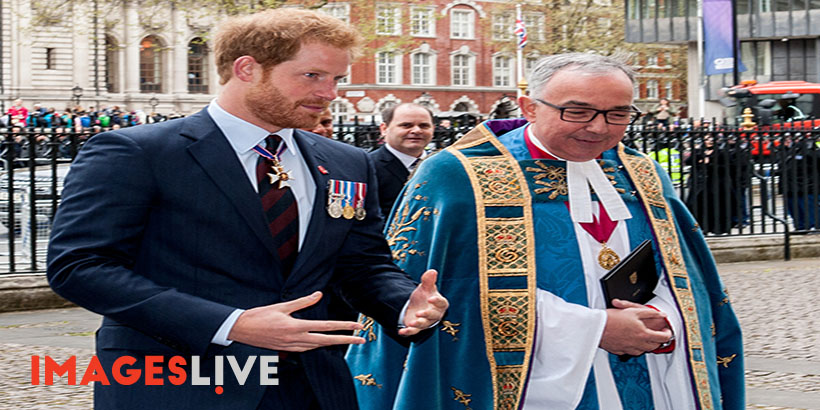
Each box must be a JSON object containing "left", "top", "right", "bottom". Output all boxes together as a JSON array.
[
  {"left": 228, "top": 291, "right": 365, "bottom": 351},
  {"left": 399, "top": 270, "right": 449, "bottom": 336}
]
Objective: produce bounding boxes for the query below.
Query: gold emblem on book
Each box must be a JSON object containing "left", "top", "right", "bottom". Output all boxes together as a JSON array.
[{"left": 629, "top": 272, "right": 638, "bottom": 284}]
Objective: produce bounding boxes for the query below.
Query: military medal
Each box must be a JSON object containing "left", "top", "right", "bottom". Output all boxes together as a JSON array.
[
  {"left": 328, "top": 179, "right": 368, "bottom": 221},
  {"left": 353, "top": 181, "right": 367, "bottom": 220},
  {"left": 253, "top": 138, "right": 292, "bottom": 190},
  {"left": 343, "top": 205, "right": 355, "bottom": 220},
  {"left": 328, "top": 193, "right": 344, "bottom": 218}
]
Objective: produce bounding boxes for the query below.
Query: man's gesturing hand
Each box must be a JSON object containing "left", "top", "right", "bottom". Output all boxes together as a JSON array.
[
  {"left": 228, "top": 291, "right": 365, "bottom": 352},
  {"left": 399, "top": 269, "right": 449, "bottom": 336}
]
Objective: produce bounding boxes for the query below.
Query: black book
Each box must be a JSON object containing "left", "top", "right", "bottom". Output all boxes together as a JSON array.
[{"left": 600, "top": 240, "right": 658, "bottom": 309}]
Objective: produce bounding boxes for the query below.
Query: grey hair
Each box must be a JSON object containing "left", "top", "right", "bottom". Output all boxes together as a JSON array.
[{"left": 528, "top": 52, "right": 636, "bottom": 98}]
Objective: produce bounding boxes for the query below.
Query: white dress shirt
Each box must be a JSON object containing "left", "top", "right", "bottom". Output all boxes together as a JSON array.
[{"left": 206, "top": 100, "right": 316, "bottom": 346}]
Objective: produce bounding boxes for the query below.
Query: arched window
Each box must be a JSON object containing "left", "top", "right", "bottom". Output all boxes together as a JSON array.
[
  {"left": 105, "top": 35, "right": 119, "bottom": 93},
  {"left": 187, "top": 38, "right": 209, "bottom": 94},
  {"left": 140, "top": 35, "right": 163, "bottom": 93},
  {"left": 454, "top": 102, "right": 470, "bottom": 112}
]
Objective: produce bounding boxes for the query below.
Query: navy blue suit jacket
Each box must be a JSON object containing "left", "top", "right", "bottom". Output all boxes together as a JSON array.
[
  {"left": 47, "top": 109, "right": 416, "bottom": 410},
  {"left": 369, "top": 146, "right": 409, "bottom": 221}
]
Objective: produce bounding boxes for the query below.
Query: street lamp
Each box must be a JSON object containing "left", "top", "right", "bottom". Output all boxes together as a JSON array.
[
  {"left": 71, "top": 85, "right": 83, "bottom": 107},
  {"left": 149, "top": 95, "right": 159, "bottom": 113}
]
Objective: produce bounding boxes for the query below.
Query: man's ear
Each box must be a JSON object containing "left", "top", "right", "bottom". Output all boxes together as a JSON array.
[
  {"left": 233, "top": 56, "right": 258, "bottom": 83},
  {"left": 519, "top": 95, "right": 537, "bottom": 122},
  {"left": 379, "top": 122, "right": 388, "bottom": 137}
]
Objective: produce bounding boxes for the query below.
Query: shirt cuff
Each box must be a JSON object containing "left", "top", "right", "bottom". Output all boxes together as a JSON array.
[{"left": 211, "top": 309, "right": 245, "bottom": 346}]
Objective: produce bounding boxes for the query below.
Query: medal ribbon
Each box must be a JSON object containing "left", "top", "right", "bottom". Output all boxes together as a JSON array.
[
  {"left": 354, "top": 182, "right": 366, "bottom": 208},
  {"left": 252, "top": 139, "right": 287, "bottom": 162},
  {"left": 343, "top": 181, "right": 354, "bottom": 208}
]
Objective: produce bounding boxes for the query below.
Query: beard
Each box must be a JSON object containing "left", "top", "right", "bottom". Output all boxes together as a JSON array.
[{"left": 244, "top": 72, "right": 327, "bottom": 130}]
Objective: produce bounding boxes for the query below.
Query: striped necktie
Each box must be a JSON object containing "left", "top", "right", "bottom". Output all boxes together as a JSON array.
[{"left": 257, "top": 134, "right": 299, "bottom": 275}]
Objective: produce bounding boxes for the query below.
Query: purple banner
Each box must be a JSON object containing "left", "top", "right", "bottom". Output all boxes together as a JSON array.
[{"left": 703, "top": 0, "right": 746, "bottom": 76}]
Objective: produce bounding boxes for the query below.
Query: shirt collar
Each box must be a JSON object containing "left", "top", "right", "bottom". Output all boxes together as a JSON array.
[
  {"left": 384, "top": 142, "right": 426, "bottom": 170},
  {"left": 207, "top": 99, "right": 298, "bottom": 158}
]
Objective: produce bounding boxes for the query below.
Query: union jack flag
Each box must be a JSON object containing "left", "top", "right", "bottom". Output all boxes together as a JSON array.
[{"left": 514, "top": 18, "right": 527, "bottom": 49}]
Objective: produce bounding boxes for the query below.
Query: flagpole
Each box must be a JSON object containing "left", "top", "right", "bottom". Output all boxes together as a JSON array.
[
  {"left": 516, "top": 3, "right": 524, "bottom": 100},
  {"left": 697, "top": 0, "right": 706, "bottom": 120}
]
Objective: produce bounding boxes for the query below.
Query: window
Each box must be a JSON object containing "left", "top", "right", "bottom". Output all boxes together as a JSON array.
[
  {"left": 376, "top": 4, "right": 401, "bottom": 35},
  {"left": 187, "top": 38, "right": 208, "bottom": 94},
  {"left": 665, "top": 81, "right": 674, "bottom": 99},
  {"left": 376, "top": 51, "right": 400, "bottom": 84},
  {"left": 663, "top": 52, "right": 673, "bottom": 67},
  {"left": 450, "top": 9, "right": 474, "bottom": 39},
  {"left": 492, "top": 13, "right": 514, "bottom": 41},
  {"left": 493, "top": 55, "right": 513, "bottom": 87},
  {"left": 329, "top": 100, "right": 349, "bottom": 119},
  {"left": 647, "top": 80, "right": 659, "bottom": 100},
  {"left": 45, "top": 48, "right": 55, "bottom": 70},
  {"left": 338, "top": 67, "right": 351, "bottom": 85},
  {"left": 139, "top": 35, "right": 163, "bottom": 93},
  {"left": 523, "top": 13, "right": 545, "bottom": 42},
  {"left": 452, "top": 54, "right": 473, "bottom": 86},
  {"left": 105, "top": 36, "right": 119, "bottom": 93},
  {"left": 646, "top": 55, "right": 658, "bottom": 66},
  {"left": 410, "top": 6, "right": 435, "bottom": 37},
  {"left": 321, "top": 3, "right": 349, "bottom": 24},
  {"left": 412, "top": 53, "right": 433, "bottom": 85}
]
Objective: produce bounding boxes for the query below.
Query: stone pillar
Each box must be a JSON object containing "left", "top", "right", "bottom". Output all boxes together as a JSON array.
[{"left": 123, "top": 0, "right": 140, "bottom": 95}]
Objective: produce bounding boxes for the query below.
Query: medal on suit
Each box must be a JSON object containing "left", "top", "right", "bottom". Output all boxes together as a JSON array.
[
  {"left": 353, "top": 181, "right": 367, "bottom": 221},
  {"left": 328, "top": 179, "right": 367, "bottom": 220},
  {"left": 253, "top": 139, "right": 292, "bottom": 190},
  {"left": 328, "top": 193, "right": 344, "bottom": 218}
]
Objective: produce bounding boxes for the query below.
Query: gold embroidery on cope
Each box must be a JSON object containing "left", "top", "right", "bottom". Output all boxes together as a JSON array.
[
  {"left": 525, "top": 161, "right": 568, "bottom": 199},
  {"left": 441, "top": 320, "right": 461, "bottom": 340},
  {"left": 497, "top": 366, "right": 523, "bottom": 410},
  {"left": 451, "top": 387, "right": 473, "bottom": 409},
  {"left": 357, "top": 316, "right": 376, "bottom": 342},
  {"left": 386, "top": 203, "right": 428, "bottom": 263},
  {"left": 618, "top": 145, "right": 713, "bottom": 409},
  {"left": 717, "top": 354, "right": 737, "bottom": 368},
  {"left": 353, "top": 374, "right": 383, "bottom": 388}
]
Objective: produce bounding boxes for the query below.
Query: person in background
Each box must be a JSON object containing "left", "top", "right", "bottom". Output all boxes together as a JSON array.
[
  {"left": 347, "top": 52, "right": 743, "bottom": 410},
  {"left": 650, "top": 98, "right": 677, "bottom": 128},
  {"left": 307, "top": 107, "right": 334, "bottom": 139},
  {"left": 6, "top": 99, "right": 27, "bottom": 127},
  {"left": 369, "top": 103, "right": 434, "bottom": 220}
]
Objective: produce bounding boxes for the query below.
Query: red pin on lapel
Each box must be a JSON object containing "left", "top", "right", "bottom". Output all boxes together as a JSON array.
[{"left": 318, "top": 165, "right": 329, "bottom": 175}]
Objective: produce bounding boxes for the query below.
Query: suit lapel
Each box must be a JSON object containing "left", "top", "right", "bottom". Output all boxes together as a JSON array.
[
  {"left": 183, "top": 111, "right": 279, "bottom": 260},
  {"left": 290, "top": 130, "right": 332, "bottom": 276},
  {"left": 379, "top": 148, "right": 410, "bottom": 182}
]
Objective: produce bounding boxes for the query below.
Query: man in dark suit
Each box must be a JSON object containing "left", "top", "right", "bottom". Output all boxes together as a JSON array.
[
  {"left": 46, "top": 9, "right": 447, "bottom": 410},
  {"left": 370, "top": 103, "right": 434, "bottom": 220}
]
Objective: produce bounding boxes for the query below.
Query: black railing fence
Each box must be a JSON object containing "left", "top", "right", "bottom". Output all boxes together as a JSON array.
[{"left": 0, "top": 120, "right": 817, "bottom": 274}]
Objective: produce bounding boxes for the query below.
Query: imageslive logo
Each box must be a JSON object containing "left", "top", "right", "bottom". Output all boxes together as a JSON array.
[{"left": 31, "top": 355, "right": 279, "bottom": 394}]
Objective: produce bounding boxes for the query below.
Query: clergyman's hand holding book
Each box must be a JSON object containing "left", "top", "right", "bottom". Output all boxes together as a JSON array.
[{"left": 600, "top": 240, "right": 658, "bottom": 309}]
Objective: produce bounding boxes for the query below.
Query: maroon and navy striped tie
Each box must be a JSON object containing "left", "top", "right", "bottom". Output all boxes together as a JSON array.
[{"left": 257, "top": 135, "right": 299, "bottom": 275}]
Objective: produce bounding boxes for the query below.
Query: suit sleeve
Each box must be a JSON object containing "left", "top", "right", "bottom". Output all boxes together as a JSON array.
[{"left": 46, "top": 131, "right": 235, "bottom": 355}]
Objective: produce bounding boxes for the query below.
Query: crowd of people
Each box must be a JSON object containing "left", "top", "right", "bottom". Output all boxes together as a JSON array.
[{"left": 3, "top": 99, "right": 181, "bottom": 131}]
